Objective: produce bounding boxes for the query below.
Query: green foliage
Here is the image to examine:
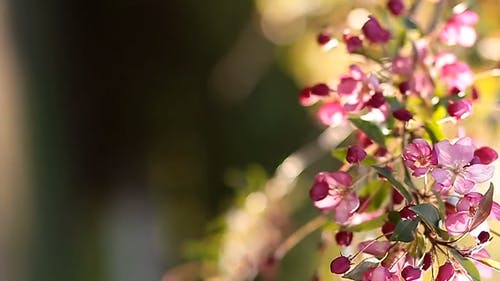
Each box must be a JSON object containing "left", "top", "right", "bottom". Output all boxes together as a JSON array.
[
  {"left": 358, "top": 180, "right": 391, "bottom": 212},
  {"left": 343, "top": 258, "right": 379, "bottom": 281},
  {"left": 349, "top": 118, "right": 386, "bottom": 147},
  {"left": 347, "top": 215, "right": 387, "bottom": 232},
  {"left": 450, "top": 248, "right": 480, "bottom": 281},
  {"left": 470, "top": 183, "right": 494, "bottom": 230},
  {"left": 390, "top": 219, "right": 419, "bottom": 242},
  {"left": 372, "top": 166, "right": 413, "bottom": 203}
]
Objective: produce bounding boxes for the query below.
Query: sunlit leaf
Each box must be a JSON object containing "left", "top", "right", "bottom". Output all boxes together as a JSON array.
[
  {"left": 372, "top": 166, "right": 413, "bottom": 203},
  {"left": 349, "top": 118, "right": 386, "bottom": 147},
  {"left": 390, "top": 219, "right": 419, "bottom": 242},
  {"left": 470, "top": 183, "right": 494, "bottom": 230},
  {"left": 347, "top": 214, "right": 387, "bottom": 232},
  {"left": 424, "top": 121, "right": 445, "bottom": 144},
  {"left": 450, "top": 248, "right": 480, "bottom": 281}
]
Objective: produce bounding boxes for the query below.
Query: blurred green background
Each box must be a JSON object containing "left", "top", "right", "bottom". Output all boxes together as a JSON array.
[{"left": 1, "top": 0, "right": 499, "bottom": 281}]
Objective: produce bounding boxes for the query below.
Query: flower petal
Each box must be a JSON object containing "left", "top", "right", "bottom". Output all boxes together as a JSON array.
[
  {"left": 464, "top": 164, "right": 494, "bottom": 184},
  {"left": 445, "top": 211, "right": 470, "bottom": 235}
]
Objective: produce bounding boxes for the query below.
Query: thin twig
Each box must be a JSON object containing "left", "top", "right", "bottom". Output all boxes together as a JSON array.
[{"left": 274, "top": 216, "right": 327, "bottom": 259}]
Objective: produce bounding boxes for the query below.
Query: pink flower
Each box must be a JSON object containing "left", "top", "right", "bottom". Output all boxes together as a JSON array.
[
  {"left": 337, "top": 65, "right": 379, "bottom": 111},
  {"left": 445, "top": 192, "right": 483, "bottom": 235},
  {"left": 309, "top": 171, "right": 359, "bottom": 223},
  {"left": 470, "top": 249, "right": 493, "bottom": 278},
  {"left": 447, "top": 99, "right": 472, "bottom": 119},
  {"left": 299, "top": 87, "right": 319, "bottom": 106},
  {"left": 317, "top": 101, "right": 347, "bottom": 126},
  {"left": 362, "top": 266, "right": 398, "bottom": 281},
  {"left": 403, "top": 138, "right": 437, "bottom": 177},
  {"left": 439, "top": 10, "right": 478, "bottom": 47},
  {"left": 362, "top": 16, "right": 391, "bottom": 44},
  {"left": 391, "top": 56, "right": 414, "bottom": 77},
  {"left": 431, "top": 137, "right": 494, "bottom": 194},
  {"left": 435, "top": 53, "right": 473, "bottom": 91}
]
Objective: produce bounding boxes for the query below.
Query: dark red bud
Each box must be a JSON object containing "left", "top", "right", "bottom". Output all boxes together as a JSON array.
[
  {"left": 343, "top": 34, "right": 362, "bottom": 53},
  {"left": 436, "top": 262, "right": 454, "bottom": 281},
  {"left": 346, "top": 145, "right": 367, "bottom": 163},
  {"left": 478, "top": 231, "right": 490, "bottom": 243},
  {"left": 422, "top": 252, "right": 433, "bottom": 271},
  {"left": 317, "top": 32, "right": 332, "bottom": 46},
  {"left": 472, "top": 86, "right": 480, "bottom": 100},
  {"left": 402, "top": 266, "right": 421, "bottom": 281},
  {"left": 382, "top": 221, "right": 396, "bottom": 240},
  {"left": 449, "top": 87, "right": 461, "bottom": 96},
  {"left": 335, "top": 231, "right": 353, "bottom": 246},
  {"left": 367, "top": 91, "right": 386, "bottom": 108},
  {"left": 398, "top": 81, "right": 411, "bottom": 95},
  {"left": 447, "top": 99, "right": 472, "bottom": 120},
  {"left": 393, "top": 108, "right": 413, "bottom": 121},
  {"left": 330, "top": 256, "right": 351, "bottom": 274},
  {"left": 392, "top": 188, "right": 404, "bottom": 204},
  {"left": 311, "top": 83, "right": 330, "bottom": 96},
  {"left": 387, "top": 0, "right": 405, "bottom": 16},
  {"left": 474, "top": 146, "right": 498, "bottom": 165},
  {"left": 400, "top": 205, "right": 417, "bottom": 219},
  {"left": 375, "top": 147, "right": 388, "bottom": 157},
  {"left": 362, "top": 16, "right": 391, "bottom": 44}
]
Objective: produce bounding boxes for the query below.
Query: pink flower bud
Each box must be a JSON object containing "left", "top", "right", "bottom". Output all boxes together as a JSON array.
[
  {"left": 330, "top": 256, "right": 351, "bottom": 274},
  {"left": 382, "top": 221, "right": 396, "bottom": 240},
  {"left": 311, "top": 83, "right": 331, "bottom": 96},
  {"left": 362, "top": 16, "right": 391, "bottom": 44},
  {"left": 422, "top": 252, "right": 433, "bottom": 271},
  {"left": 474, "top": 146, "right": 498, "bottom": 164},
  {"left": 393, "top": 108, "right": 413, "bottom": 121},
  {"left": 400, "top": 205, "right": 417, "bottom": 219},
  {"left": 367, "top": 91, "right": 385, "bottom": 108},
  {"left": 447, "top": 99, "right": 472, "bottom": 119},
  {"left": 478, "top": 231, "right": 490, "bottom": 243},
  {"left": 436, "top": 262, "right": 455, "bottom": 281},
  {"left": 402, "top": 266, "right": 421, "bottom": 281},
  {"left": 387, "top": 0, "right": 405, "bottom": 16},
  {"left": 317, "top": 32, "right": 332, "bottom": 46},
  {"left": 346, "top": 145, "right": 367, "bottom": 163},
  {"left": 299, "top": 87, "right": 319, "bottom": 106},
  {"left": 472, "top": 86, "right": 479, "bottom": 100},
  {"left": 309, "top": 181, "right": 329, "bottom": 201},
  {"left": 392, "top": 188, "right": 404, "bottom": 204},
  {"left": 343, "top": 33, "right": 362, "bottom": 53},
  {"left": 335, "top": 231, "right": 353, "bottom": 246},
  {"left": 317, "top": 101, "right": 346, "bottom": 126}
]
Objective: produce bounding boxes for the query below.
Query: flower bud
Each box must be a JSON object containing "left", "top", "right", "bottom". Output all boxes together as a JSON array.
[
  {"left": 382, "top": 221, "right": 396, "bottom": 240},
  {"left": 399, "top": 81, "right": 411, "bottom": 95},
  {"left": 317, "top": 32, "right": 332, "bottom": 46},
  {"left": 318, "top": 101, "right": 346, "bottom": 126},
  {"left": 402, "top": 266, "right": 421, "bottom": 281},
  {"left": 436, "top": 262, "right": 455, "bottom": 281},
  {"left": 346, "top": 145, "right": 367, "bottom": 163},
  {"left": 400, "top": 205, "right": 417, "bottom": 219},
  {"left": 387, "top": 0, "right": 405, "bottom": 16},
  {"left": 362, "top": 16, "right": 391, "bottom": 44},
  {"left": 343, "top": 33, "right": 362, "bottom": 53},
  {"left": 309, "top": 181, "right": 329, "bottom": 201},
  {"left": 478, "top": 231, "right": 490, "bottom": 243},
  {"left": 447, "top": 99, "right": 472, "bottom": 119},
  {"left": 367, "top": 91, "right": 385, "bottom": 108},
  {"left": 335, "top": 231, "right": 353, "bottom": 246},
  {"left": 330, "top": 256, "right": 351, "bottom": 274},
  {"left": 393, "top": 108, "right": 413, "bottom": 121},
  {"left": 311, "top": 83, "right": 330, "bottom": 96},
  {"left": 474, "top": 146, "right": 498, "bottom": 165},
  {"left": 472, "top": 86, "right": 479, "bottom": 100},
  {"left": 422, "top": 252, "right": 433, "bottom": 271},
  {"left": 392, "top": 188, "right": 404, "bottom": 204}
]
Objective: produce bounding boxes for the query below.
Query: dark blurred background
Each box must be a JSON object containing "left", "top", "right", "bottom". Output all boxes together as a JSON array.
[{"left": 2, "top": 0, "right": 317, "bottom": 280}]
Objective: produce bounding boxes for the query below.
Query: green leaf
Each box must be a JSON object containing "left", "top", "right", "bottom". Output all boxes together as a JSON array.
[
  {"left": 390, "top": 219, "right": 419, "bottom": 242},
  {"left": 331, "top": 147, "right": 348, "bottom": 163},
  {"left": 388, "top": 211, "right": 401, "bottom": 224},
  {"left": 470, "top": 183, "right": 494, "bottom": 230},
  {"left": 404, "top": 17, "right": 419, "bottom": 30},
  {"left": 347, "top": 214, "right": 387, "bottom": 232},
  {"left": 450, "top": 249, "right": 480, "bottom": 281},
  {"left": 372, "top": 166, "right": 413, "bottom": 203},
  {"left": 475, "top": 257, "right": 500, "bottom": 272},
  {"left": 343, "top": 258, "right": 379, "bottom": 281},
  {"left": 411, "top": 204, "right": 440, "bottom": 227},
  {"left": 349, "top": 118, "right": 386, "bottom": 147}
]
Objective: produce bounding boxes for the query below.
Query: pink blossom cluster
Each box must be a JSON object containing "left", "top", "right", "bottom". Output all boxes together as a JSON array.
[{"left": 300, "top": 2, "right": 500, "bottom": 281}]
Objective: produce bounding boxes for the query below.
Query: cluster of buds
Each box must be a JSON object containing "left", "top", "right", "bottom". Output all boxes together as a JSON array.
[{"left": 302, "top": 1, "right": 500, "bottom": 280}]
